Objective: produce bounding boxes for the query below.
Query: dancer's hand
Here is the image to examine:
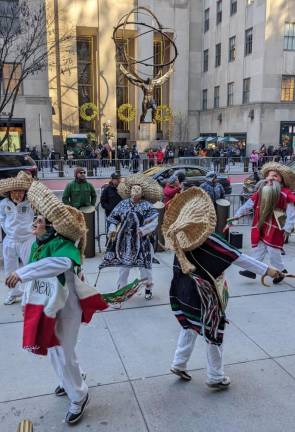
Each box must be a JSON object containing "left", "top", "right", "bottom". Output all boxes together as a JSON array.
[
  {"left": 266, "top": 267, "right": 282, "bottom": 279},
  {"left": 5, "top": 272, "right": 21, "bottom": 288},
  {"left": 108, "top": 231, "right": 116, "bottom": 241}
]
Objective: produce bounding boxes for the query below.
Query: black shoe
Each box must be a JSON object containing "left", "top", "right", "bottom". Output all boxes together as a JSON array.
[
  {"left": 55, "top": 385, "right": 67, "bottom": 397},
  {"left": 152, "top": 257, "right": 160, "bottom": 264},
  {"left": 145, "top": 288, "right": 153, "bottom": 300},
  {"left": 273, "top": 269, "right": 288, "bottom": 285},
  {"left": 281, "top": 249, "right": 286, "bottom": 256},
  {"left": 55, "top": 373, "right": 86, "bottom": 397},
  {"left": 239, "top": 270, "right": 256, "bottom": 279},
  {"left": 65, "top": 393, "right": 89, "bottom": 425}
]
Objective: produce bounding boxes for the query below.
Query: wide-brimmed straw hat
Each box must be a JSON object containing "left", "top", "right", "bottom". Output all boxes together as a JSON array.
[
  {"left": 118, "top": 173, "right": 163, "bottom": 203},
  {"left": 261, "top": 162, "right": 295, "bottom": 190},
  {"left": 0, "top": 171, "right": 33, "bottom": 196},
  {"left": 27, "top": 181, "right": 87, "bottom": 254},
  {"left": 162, "top": 187, "right": 216, "bottom": 273}
]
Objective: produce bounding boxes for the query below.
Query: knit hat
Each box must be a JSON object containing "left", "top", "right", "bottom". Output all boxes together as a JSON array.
[
  {"left": 261, "top": 162, "right": 295, "bottom": 190},
  {"left": 205, "top": 171, "right": 217, "bottom": 181},
  {"left": 0, "top": 171, "right": 33, "bottom": 196},
  {"left": 168, "top": 175, "right": 178, "bottom": 185},
  {"left": 162, "top": 187, "right": 216, "bottom": 273},
  {"left": 118, "top": 173, "right": 163, "bottom": 203},
  {"left": 74, "top": 166, "right": 86, "bottom": 178},
  {"left": 27, "top": 181, "right": 87, "bottom": 255}
]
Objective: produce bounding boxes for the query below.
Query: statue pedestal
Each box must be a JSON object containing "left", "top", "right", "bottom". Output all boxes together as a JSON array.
[{"left": 136, "top": 122, "right": 157, "bottom": 152}]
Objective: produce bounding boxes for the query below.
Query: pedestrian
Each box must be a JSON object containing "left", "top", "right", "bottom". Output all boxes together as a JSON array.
[
  {"left": 163, "top": 175, "right": 181, "bottom": 206},
  {"left": 30, "top": 147, "right": 39, "bottom": 161},
  {"left": 162, "top": 187, "right": 283, "bottom": 387},
  {"left": 130, "top": 145, "right": 140, "bottom": 173},
  {"left": 212, "top": 148, "right": 221, "bottom": 172},
  {"left": 147, "top": 148, "right": 156, "bottom": 168},
  {"left": 49, "top": 150, "right": 56, "bottom": 172},
  {"left": 228, "top": 162, "right": 295, "bottom": 283},
  {"left": 250, "top": 149, "right": 259, "bottom": 172},
  {"left": 156, "top": 148, "right": 164, "bottom": 165},
  {"left": 100, "top": 173, "right": 163, "bottom": 300},
  {"left": 0, "top": 171, "right": 34, "bottom": 305},
  {"left": 42, "top": 143, "right": 50, "bottom": 168},
  {"left": 62, "top": 167, "right": 97, "bottom": 209},
  {"left": 200, "top": 172, "right": 225, "bottom": 204},
  {"left": 100, "top": 173, "right": 122, "bottom": 218}
]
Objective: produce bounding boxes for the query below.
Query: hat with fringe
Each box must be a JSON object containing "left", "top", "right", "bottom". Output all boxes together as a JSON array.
[
  {"left": 261, "top": 162, "right": 295, "bottom": 190},
  {"left": 27, "top": 181, "right": 87, "bottom": 254},
  {"left": 0, "top": 171, "right": 33, "bottom": 196},
  {"left": 162, "top": 187, "right": 217, "bottom": 274},
  {"left": 118, "top": 173, "right": 163, "bottom": 203}
]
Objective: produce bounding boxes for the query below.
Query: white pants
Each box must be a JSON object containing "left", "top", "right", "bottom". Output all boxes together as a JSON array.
[
  {"left": 117, "top": 266, "right": 153, "bottom": 289},
  {"left": 252, "top": 241, "right": 285, "bottom": 271},
  {"left": 3, "top": 236, "right": 34, "bottom": 298},
  {"left": 172, "top": 328, "right": 224, "bottom": 382},
  {"left": 48, "top": 281, "right": 88, "bottom": 407}
]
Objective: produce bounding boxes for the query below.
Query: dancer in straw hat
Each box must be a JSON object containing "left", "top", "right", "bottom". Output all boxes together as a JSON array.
[
  {"left": 5, "top": 180, "right": 139, "bottom": 425},
  {"left": 163, "top": 187, "right": 284, "bottom": 387},
  {"left": 226, "top": 162, "right": 295, "bottom": 284},
  {"left": 0, "top": 171, "right": 34, "bottom": 305},
  {"left": 100, "top": 173, "right": 163, "bottom": 300}
]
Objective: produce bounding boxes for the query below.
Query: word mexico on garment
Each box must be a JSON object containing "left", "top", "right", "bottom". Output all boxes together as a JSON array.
[{"left": 32, "top": 279, "right": 54, "bottom": 297}]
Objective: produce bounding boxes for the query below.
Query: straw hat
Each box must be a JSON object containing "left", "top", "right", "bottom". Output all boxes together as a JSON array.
[
  {"left": 27, "top": 181, "right": 87, "bottom": 254},
  {"left": 261, "top": 162, "right": 295, "bottom": 190},
  {"left": 118, "top": 173, "right": 163, "bottom": 203},
  {"left": 162, "top": 187, "right": 216, "bottom": 273},
  {"left": 0, "top": 171, "right": 33, "bottom": 196}
]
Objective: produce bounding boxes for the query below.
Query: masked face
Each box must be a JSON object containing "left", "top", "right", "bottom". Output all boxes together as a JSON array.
[
  {"left": 32, "top": 215, "right": 47, "bottom": 236},
  {"left": 258, "top": 180, "right": 281, "bottom": 230},
  {"left": 265, "top": 170, "right": 283, "bottom": 185},
  {"left": 10, "top": 190, "right": 25, "bottom": 204},
  {"left": 131, "top": 185, "right": 143, "bottom": 202}
]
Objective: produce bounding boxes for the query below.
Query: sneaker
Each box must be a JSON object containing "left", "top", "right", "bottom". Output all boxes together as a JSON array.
[
  {"left": 145, "top": 289, "right": 153, "bottom": 300},
  {"left": 170, "top": 367, "right": 192, "bottom": 381},
  {"left": 65, "top": 393, "right": 89, "bottom": 425},
  {"left": 239, "top": 270, "right": 256, "bottom": 279},
  {"left": 4, "top": 295, "right": 17, "bottom": 305},
  {"left": 273, "top": 269, "right": 288, "bottom": 285},
  {"left": 206, "top": 375, "right": 231, "bottom": 389},
  {"left": 55, "top": 373, "right": 86, "bottom": 397}
]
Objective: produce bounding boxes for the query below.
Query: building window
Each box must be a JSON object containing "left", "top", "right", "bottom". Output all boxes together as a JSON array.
[
  {"left": 214, "top": 86, "right": 220, "bottom": 108},
  {"left": 227, "top": 82, "right": 234, "bottom": 106},
  {"left": 0, "top": 0, "right": 20, "bottom": 33},
  {"left": 284, "top": 23, "right": 295, "bottom": 51},
  {"left": 216, "top": 0, "right": 222, "bottom": 25},
  {"left": 203, "top": 49, "right": 209, "bottom": 72},
  {"left": 2, "top": 63, "right": 23, "bottom": 96},
  {"left": 243, "top": 78, "right": 251, "bottom": 104},
  {"left": 281, "top": 76, "right": 295, "bottom": 101},
  {"left": 229, "top": 36, "right": 236, "bottom": 62},
  {"left": 215, "top": 43, "right": 221, "bottom": 67},
  {"left": 77, "top": 37, "right": 95, "bottom": 132},
  {"left": 230, "top": 0, "right": 237, "bottom": 15},
  {"left": 245, "top": 27, "right": 253, "bottom": 56},
  {"left": 202, "top": 89, "right": 208, "bottom": 110},
  {"left": 204, "top": 8, "right": 209, "bottom": 32}
]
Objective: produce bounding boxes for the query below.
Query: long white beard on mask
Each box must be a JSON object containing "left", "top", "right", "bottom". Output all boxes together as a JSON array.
[{"left": 258, "top": 180, "right": 281, "bottom": 230}]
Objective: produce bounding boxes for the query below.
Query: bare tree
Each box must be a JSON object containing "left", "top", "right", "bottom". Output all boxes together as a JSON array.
[{"left": 0, "top": 0, "right": 72, "bottom": 149}]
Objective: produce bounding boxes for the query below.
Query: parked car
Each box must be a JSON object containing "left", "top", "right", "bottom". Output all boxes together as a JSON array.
[
  {"left": 0, "top": 152, "right": 38, "bottom": 179},
  {"left": 144, "top": 164, "right": 232, "bottom": 195}
]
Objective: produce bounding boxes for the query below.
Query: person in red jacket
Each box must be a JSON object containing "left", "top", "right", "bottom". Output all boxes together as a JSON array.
[
  {"left": 156, "top": 148, "right": 164, "bottom": 165},
  {"left": 228, "top": 162, "right": 295, "bottom": 284},
  {"left": 163, "top": 175, "right": 181, "bottom": 206}
]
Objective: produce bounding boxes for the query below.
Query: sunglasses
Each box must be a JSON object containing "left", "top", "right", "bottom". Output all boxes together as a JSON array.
[{"left": 78, "top": 171, "right": 86, "bottom": 174}]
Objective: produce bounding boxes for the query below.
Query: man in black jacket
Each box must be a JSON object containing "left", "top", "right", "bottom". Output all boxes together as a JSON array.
[{"left": 100, "top": 173, "right": 122, "bottom": 217}]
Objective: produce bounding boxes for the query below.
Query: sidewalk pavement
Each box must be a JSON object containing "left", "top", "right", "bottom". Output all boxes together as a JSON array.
[{"left": 1, "top": 227, "right": 295, "bottom": 431}]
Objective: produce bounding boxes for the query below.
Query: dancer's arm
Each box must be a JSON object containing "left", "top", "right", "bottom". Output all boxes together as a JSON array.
[
  {"left": 140, "top": 216, "right": 158, "bottom": 236},
  {"left": 284, "top": 203, "right": 295, "bottom": 234},
  {"left": 234, "top": 198, "right": 254, "bottom": 218},
  {"left": 234, "top": 253, "right": 268, "bottom": 275},
  {"left": 6, "top": 257, "right": 72, "bottom": 286}
]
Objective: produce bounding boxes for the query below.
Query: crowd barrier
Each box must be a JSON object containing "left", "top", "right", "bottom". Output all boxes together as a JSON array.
[{"left": 35, "top": 155, "right": 295, "bottom": 179}]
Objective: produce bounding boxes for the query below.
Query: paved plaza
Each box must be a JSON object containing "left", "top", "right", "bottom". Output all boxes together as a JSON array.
[{"left": 1, "top": 227, "right": 295, "bottom": 431}]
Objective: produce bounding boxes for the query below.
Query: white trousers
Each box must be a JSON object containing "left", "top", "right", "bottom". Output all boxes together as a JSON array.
[
  {"left": 172, "top": 328, "right": 224, "bottom": 382},
  {"left": 48, "top": 283, "right": 88, "bottom": 407},
  {"left": 117, "top": 266, "right": 153, "bottom": 289},
  {"left": 252, "top": 241, "right": 285, "bottom": 271},
  {"left": 3, "top": 236, "right": 34, "bottom": 298}
]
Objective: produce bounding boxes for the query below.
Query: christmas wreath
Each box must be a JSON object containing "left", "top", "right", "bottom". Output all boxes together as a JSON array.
[
  {"left": 117, "top": 103, "right": 136, "bottom": 122},
  {"left": 155, "top": 104, "right": 173, "bottom": 122},
  {"left": 80, "top": 103, "right": 98, "bottom": 121}
]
